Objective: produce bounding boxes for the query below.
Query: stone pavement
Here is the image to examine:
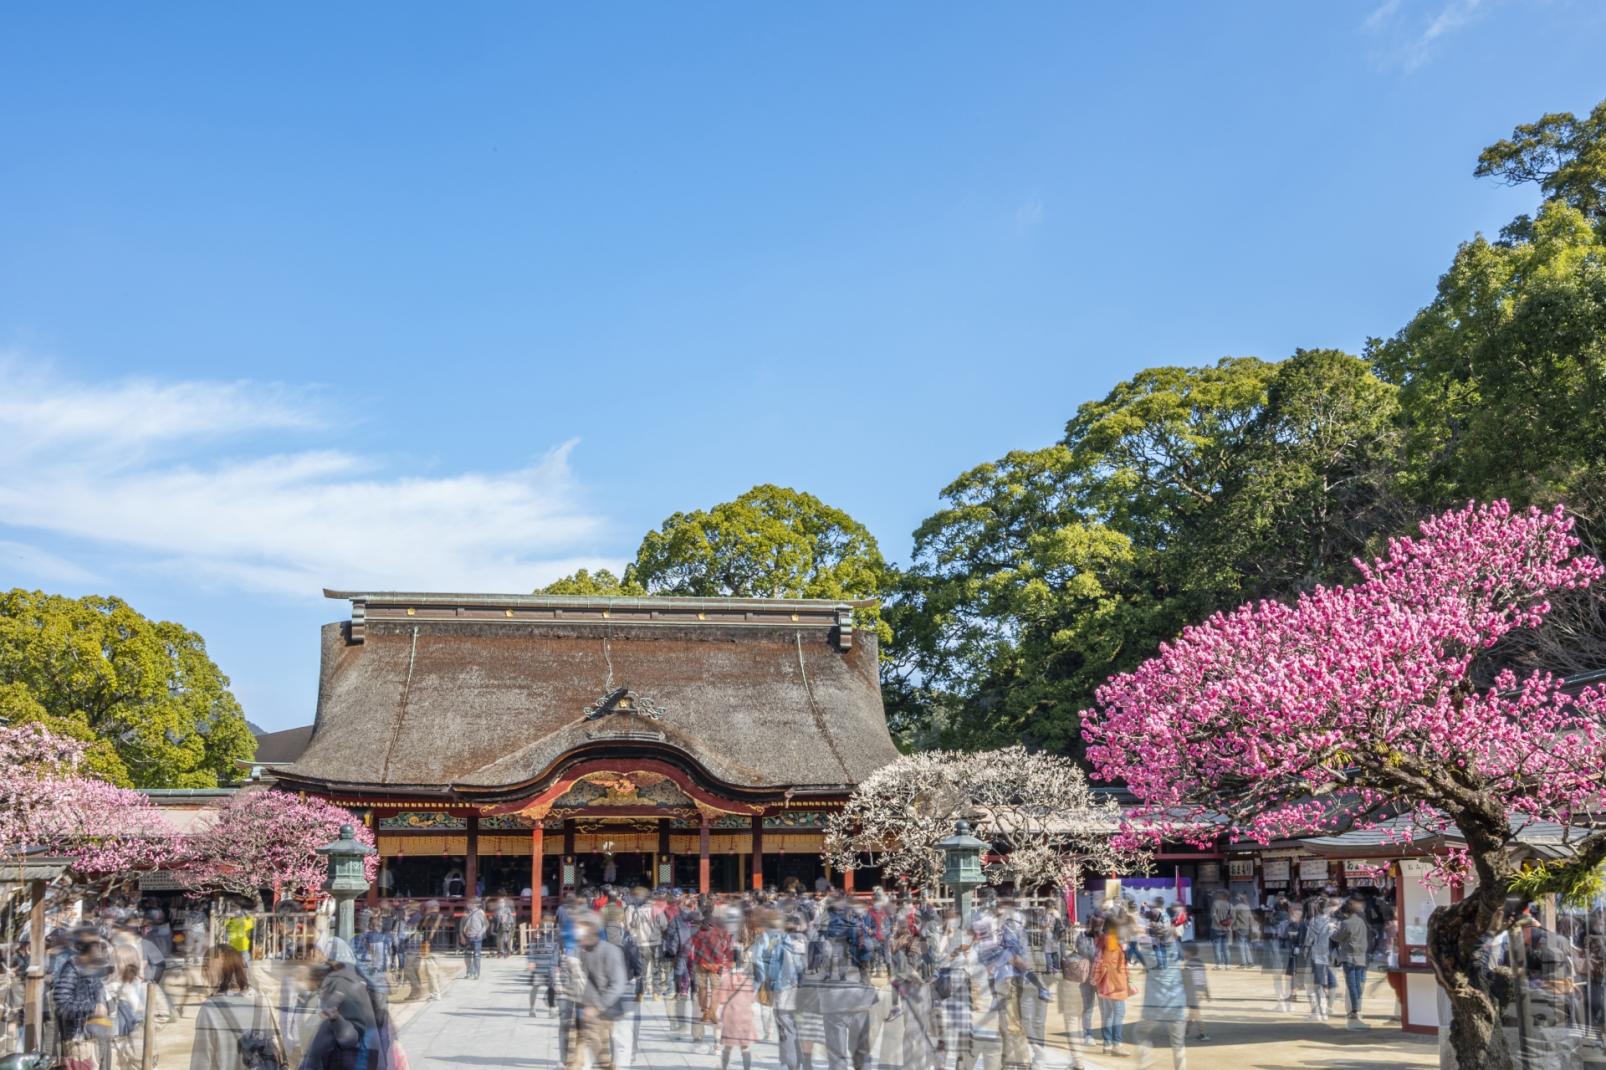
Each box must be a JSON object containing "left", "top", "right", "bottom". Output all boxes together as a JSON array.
[
  {"left": 395, "top": 958, "right": 1447, "bottom": 1070},
  {"left": 396, "top": 959, "right": 1100, "bottom": 1070}
]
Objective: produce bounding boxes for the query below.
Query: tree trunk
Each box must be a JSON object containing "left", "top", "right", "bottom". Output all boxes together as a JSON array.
[{"left": 1426, "top": 867, "right": 1515, "bottom": 1070}]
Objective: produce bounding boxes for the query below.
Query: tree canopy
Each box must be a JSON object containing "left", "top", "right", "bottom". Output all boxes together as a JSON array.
[
  {"left": 885, "top": 351, "right": 1403, "bottom": 752},
  {"left": 0, "top": 590, "right": 256, "bottom": 788},
  {"left": 1475, "top": 99, "right": 1606, "bottom": 225},
  {"left": 537, "top": 568, "right": 644, "bottom": 597},
  {"left": 540, "top": 484, "right": 890, "bottom": 638}
]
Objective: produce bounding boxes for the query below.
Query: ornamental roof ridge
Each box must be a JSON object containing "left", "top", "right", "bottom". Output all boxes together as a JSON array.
[{"left": 324, "top": 589, "right": 878, "bottom": 610}]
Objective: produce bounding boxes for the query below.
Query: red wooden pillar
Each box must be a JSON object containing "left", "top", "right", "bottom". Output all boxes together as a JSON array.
[
  {"left": 531, "top": 823, "right": 545, "bottom": 930},
  {"left": 698, "top": 813, "right": 711, "bottom": 895},
  {"left": 843, "top": 861, "right": 855, "bottom": 894},
  {"left": 751, "top": 813, "right": 765, "bottom": 891},
  {"left": 658, "top": 819, "right": 671, "bottom": 888}
]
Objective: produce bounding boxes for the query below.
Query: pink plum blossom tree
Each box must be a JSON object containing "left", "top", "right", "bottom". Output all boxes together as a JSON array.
[
  {"left": 0, "top": 722, "right": 175, "bottom": 889},
  {"left": 178, "top": 789, "right": 376, "bottom": 907},
  {"left": 1085, "top": 501, "right": 1606, "bottom": 1069}
]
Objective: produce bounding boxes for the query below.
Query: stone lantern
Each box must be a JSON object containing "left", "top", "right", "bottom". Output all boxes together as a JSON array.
[
  {"left": 937, "top": 819, "right": 989, "bottom": 926},
  {"left": 316, "top": 824, "right": 376, "bottom": 943}
]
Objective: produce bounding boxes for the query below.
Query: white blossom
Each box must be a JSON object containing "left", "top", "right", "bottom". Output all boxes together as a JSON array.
[{"left": 826, "top": 745, "right": 1146, "bottom": 894}]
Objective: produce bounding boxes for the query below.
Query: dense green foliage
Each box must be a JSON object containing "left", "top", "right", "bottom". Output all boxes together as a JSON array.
[
  {"left": 886, "top": 96, "right": 1606, "bottom": 752},
  {"left": 538, "top": 568, "right": 644, "bottom": 597},
  {"left": 540, "top": 483, "right": 891, "bottom": 638},
  {"left": 885, "top": 351, "right": 1403, "bottom": 751},
  {"left": 0, "top": 590, "right": 256, "bottom": 787}
]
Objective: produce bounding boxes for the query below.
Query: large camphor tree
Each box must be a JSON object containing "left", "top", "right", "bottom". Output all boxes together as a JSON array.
[
  {"left": 1085, "top": 501, "right": 1606, "bottom": 1069},
  {"left": 0, "top": 589, "right": 256, "bottom": 787},
  {"left": 541, "top": 483, "right": 891, "bottom": 639}
]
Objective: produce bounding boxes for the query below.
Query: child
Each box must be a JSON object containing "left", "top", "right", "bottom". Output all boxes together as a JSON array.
[{"left": 1180, "top": 944, "right": 1212, "bottom": 1041}]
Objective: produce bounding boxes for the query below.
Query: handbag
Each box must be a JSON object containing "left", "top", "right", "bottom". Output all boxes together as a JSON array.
[
  {"left": 62, "top": 1039, "right": 99, "bottom": 1070},
  {"left": 219, "top": 998, "right": 285, "bottom": 1070},
  {"left": 1062, "top": 956, "right": 1091, "bottom": 984}
]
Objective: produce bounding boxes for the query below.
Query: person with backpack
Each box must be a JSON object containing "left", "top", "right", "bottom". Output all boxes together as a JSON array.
[
  {"left": 846, "top": 901, "right": 877, "bottom": 983},
  {"left": 753, "top": 911, "right": 807, "bottom": 1070},
  {"left": 459, "top": 899, "right": 490, "bottom": 981},
  {"left": 493, "top": 897, "right": 517, "bottom": 959},
  {"left": 1057, "top": 916, "right": 1098, "bottom": 1049},
  {"left": 190, "top": 944, "right": 284, "bottom": 1070},
  {"left": 53, "top": 929, "right": 111, "bottom": 1070},
  {"left": 1303, "top": 897, "right": 1340, "bottom": 1022},
  {"left": 664, "top": 901, "right": 699, "bottom": 1036},
  {"left": 104, "top": 938, "right": 150, "bottom": 1070},
  {"left": 690, "top": 914, "right": 734, "bottom": 1055},
  {"left": 298, "top": 951, "right": 381, "bottom": 1070},
  {"left": 568, "top": 913, "right": 629, "bottom": 1070},
  {"left": 625, "top": 891, "right": 662, "bottom": 998}
]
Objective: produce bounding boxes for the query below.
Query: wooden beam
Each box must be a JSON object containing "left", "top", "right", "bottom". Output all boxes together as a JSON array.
[{"left": 23, "top": 879, "right": 45, "bottom": 1052}]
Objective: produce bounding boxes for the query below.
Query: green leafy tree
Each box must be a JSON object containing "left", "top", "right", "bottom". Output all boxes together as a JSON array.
[
  {"left": 626, "top": 484, "right": 889, "bottom": 635},
  {"left": 537, "top": 568, "right": 644, "bottom": 597},
  {"left": 1370, "top": 200, "right": 1606, "bottom": 533},
  {"left": 0, "top": 590, "right": 256, "bottom": 788},
  {"left": 888, "top": 352, "right": 1403, "bottom": 754},
  {"left": 1475, "top": 98, "right": 1606, "bottom": 227},
  {"left": 1371, "top": 98, "right": 1606, "bottom": 676}
]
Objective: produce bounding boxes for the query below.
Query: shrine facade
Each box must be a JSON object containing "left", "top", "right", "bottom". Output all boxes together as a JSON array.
[{"left": 275, "top": 589, "right": 900, "bottom": 922}]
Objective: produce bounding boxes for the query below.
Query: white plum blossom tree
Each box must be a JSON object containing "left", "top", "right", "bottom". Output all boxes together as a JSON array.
[{"left": 825, "top": 745, "right": 1141, "bottom": 895}]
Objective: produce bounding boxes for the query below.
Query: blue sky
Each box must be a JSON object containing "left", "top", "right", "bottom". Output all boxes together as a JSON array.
[{"left": 2, "top": 2, "right": 1603, "bottom": 731}]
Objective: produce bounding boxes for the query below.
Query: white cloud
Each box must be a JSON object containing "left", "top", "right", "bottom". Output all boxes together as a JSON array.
[
  {"left": 1361, "top": 0, "right": 1404, "bottom": 32},
  {"left": 0, "top": 362, "right": 618, "bottom": 599},
  {"left": 1361, "top": 0, "right": 1491, "bottom": 71}
]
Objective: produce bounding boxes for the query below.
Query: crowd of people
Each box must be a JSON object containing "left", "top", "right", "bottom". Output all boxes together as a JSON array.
[
  {"left": 1, "top": 896, "right": 412, "bottom": 1070},
  {"left": 1201, "top": 890, "right": 1389, "bottom": 1030},
  {"left": 522, "top": 883, "right": 1234, "bottom": 1070},
  {"left": 10, "top": 882, "right": 1606, "bottom": 1069}
]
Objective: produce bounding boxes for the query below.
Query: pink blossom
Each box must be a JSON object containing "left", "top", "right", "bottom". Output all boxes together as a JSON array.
[
  {"left": 0, "top": 723, "right": 176, "bottom": 882},
  {"left": 1084, "top": 501, "right": 1606, "bottom": 873},
  {"left": 176, "top": 789, "right": 376, "bottom": 903}
]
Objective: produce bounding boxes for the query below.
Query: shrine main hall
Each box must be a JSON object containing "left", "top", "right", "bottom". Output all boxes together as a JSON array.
[{"left": 274, "top": 589, "right": 900, "bottom": 918}]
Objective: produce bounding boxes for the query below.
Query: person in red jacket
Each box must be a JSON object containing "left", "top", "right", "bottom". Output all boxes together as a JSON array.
[{"left": 689, "top": 915, "right": 734, "bottom": 1054}]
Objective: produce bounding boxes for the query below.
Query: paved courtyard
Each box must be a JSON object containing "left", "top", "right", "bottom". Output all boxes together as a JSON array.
[{"left": 396, "top": 958, "right": 1440, "bottom": 1070}]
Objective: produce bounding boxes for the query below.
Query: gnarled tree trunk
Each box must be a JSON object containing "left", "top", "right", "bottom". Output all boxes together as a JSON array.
[{"left": 1426, "top": 835, "right": 1517, "bottom": 1070}]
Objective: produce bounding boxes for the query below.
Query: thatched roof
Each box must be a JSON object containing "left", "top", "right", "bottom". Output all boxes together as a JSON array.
[
  {"left": 251, "top": 725, "right": 314, "bottom": 766},
  {"left": 278, "top": 592, "right": 898, "bottom": 800}
]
